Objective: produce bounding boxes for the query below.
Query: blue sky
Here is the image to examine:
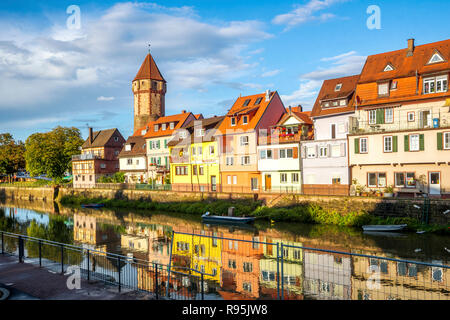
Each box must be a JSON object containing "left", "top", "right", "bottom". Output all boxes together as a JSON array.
[{"left": 1, "top": 0, "right": 449, "bottom": 141}]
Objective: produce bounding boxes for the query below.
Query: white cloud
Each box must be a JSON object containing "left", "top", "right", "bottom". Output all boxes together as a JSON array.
[
  {"left": 261, "top": 69, "right": 281, "bottom": 77},
  {"left": 281, "top": 79, "right": 323, "bottom": 109},
  {"left": 272, "top": 0, "right": 347, "bottom": 29},
  {"left": 97, "top": 96, "right": 115, "bottom": 101}
]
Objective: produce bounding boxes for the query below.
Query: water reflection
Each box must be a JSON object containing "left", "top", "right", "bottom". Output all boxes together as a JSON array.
[{"left": 0, "top": 200, "right": 449, "bottom": 300}]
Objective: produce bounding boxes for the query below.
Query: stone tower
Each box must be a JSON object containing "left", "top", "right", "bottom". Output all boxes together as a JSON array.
[{"left": 132, "top": 53, "right": 167, "bottom": 132}]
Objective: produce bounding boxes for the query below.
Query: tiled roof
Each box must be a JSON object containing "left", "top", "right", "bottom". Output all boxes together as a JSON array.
[
  {"left": 168, "top": 116, "right": 225, "bottom": 147},
  {"left": 133, "top": 53, "right": 166, "bottom": 82},
  {"left": 118, "top": 135, "right": 147, "bottom": 158},
  {"left": 134, "top": 112, "right": 195, "bottom": 139},
  {"left": 81, "top": 128, "right": 125, "bottom": 149},
  {"left": 358, "top": 39, "right": 450, "bottom": 84},
  {"left": 216, "top": 91, "right": 278, "bottom": 134},
  {"left": 310, "top": 75, "right": 360, "bottom": 118}
]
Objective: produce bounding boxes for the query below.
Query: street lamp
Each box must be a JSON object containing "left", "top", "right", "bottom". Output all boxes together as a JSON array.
[{"left": 443, "top": 210, "right": 450, "bottom": 215}]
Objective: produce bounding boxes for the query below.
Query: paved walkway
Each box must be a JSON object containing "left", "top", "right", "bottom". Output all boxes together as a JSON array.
[{"left": 0, "top": 255, "right": 154, "bottom": 300}]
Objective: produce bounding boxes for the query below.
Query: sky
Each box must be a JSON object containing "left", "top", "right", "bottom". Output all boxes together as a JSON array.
[{"left": 1, "top": 0, "right": 449, "bottom": 141}]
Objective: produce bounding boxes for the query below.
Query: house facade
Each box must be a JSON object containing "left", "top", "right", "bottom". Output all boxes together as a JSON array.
[
  {"left": 118, "top": 135, "right": 148, "bottom": 183},
  {"left": 349, "top": 39, "right": 450, "bottom": 198},
  {"left": 169, "top": 116, "right": 225, "bottom": 192},
  {"left": 215, "top": 91, "right": 286, "bottom": 193},
  {"left": 257, "top": 106, "right": 313, "bottom": 193},
  {"left": 72, "top": 128, "right": 125, "bottom": 188},
  {"left": 301, "top": 75, "right": 360, "bottom": 196}
]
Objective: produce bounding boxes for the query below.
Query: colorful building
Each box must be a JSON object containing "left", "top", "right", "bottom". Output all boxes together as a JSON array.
[
  {"left": 301, "top": 75, "right": 360, "bottom": 196},
  {"left": 215, "top": 91, "right": 286, "bottom": 193},
  {"left": 257, "top": 106, "right": 313, "bottom": 193},
  {"left": 72, "top": 128, "right": 125, "bottom": 188},
  {"left": 168, "top": 116, "right": 225, "bottom": 192},
  {"left": 349, "top": 39, "right": 450, "bottom": 198},
  {"left": 118, "top": 135, "right": 148, "bottom": 183}
]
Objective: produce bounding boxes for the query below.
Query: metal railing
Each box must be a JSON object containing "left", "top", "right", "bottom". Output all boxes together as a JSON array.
[
  {"left": 171, "top": 231, "right": 450, "bottom": 300},
  {"left": 0, "top": 231, "right": 209, "bottom": 300}
]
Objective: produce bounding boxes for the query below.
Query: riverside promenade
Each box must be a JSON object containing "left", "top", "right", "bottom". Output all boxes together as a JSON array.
[{"left": 0, "top": 255, "right": 153, "bottom": 300}]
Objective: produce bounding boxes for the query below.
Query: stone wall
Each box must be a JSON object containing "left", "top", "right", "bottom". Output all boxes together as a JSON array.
[{"left": 0, "top": 186, "right": 56, "bottom": 202}]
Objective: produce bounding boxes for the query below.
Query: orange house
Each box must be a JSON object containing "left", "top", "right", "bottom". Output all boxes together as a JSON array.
[{"left": 215, "top": 91, "right": 286, "bottom": 193}]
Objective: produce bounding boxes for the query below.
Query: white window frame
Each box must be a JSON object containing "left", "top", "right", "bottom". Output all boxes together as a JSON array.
[
  {"left": 306, "top": 146, "right": 316, "bottom": 159},
  {"left": 292, "top": 173, "right": 299, "bottom": 183},
  {"left": 395, "top": 172, "right": 405, "bottom": 188},
  {"left": 319, "top": 146, "right": 328, "bottom": 158},
  {"left": 368, "top": 110, "right": 376, "bottom": 125},
  {"left": 162, "top": 123, "right": 167, "bottom": 130},
  {"left": 233, "top": 176, "right": 237, "bottom": 185},
  {"left": 243, "top": 116, "right": 248, "bottom": 124},
  {"left": 385, "top": 108, "right": 394, "bottom": 124},
  {"left": 227, "top": 176, "right": 232, "bottom": 185},
  {"left": 170, "top": 122, "right": 174, "bottom": 129},
  {"left": 209, "top": 145, "right": 215, "bottom": 155},
  {"left": 280, "top": 173, "right": 288, "bottom": 184},
  {"left": 241, "top": 156, "right": 250, "bottom": 165},
  {"left": 444, "top": 132, "right": 450, "bottom": 150},
  {"left": 335, "top": 83, "right": 342, "bottom": 91},
  {"left": 360, "top": 138, "right": 368, "bottom": 154},
  {"left": 409, "top": 134, "right": 420, "bottom": 151},
  {"left": 436, "top": 75, "right": 448, "bottom": 93},
  {"left": 226, "top": 157, "right": 234, "bottom": 166},
  {"left": 340, "top": 99, "right": 347, "bottom": 106},
  {"left": 231, "top": 117, "right": 237, "bottom": 126},
  {"left": 384, "top": 136, "right": 393, "bottom": 153},
  {"left": 240, "top": 136, "right": 249, "bottom": 146},
  {"left": 279, "top": 149, "right": 286, "bottom": 159},
  {"left": 407, "top": 112, "right": 415, "bottom": 122},
  {"left": 378, "top": 82, "right": 389, "bottom": 96},
  {"left": 154, "top": 124, "right": 159, "bottom": 132}
]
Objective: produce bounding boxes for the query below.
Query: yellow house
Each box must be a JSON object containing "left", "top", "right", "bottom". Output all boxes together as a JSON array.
[
  {"left": 171, "top": 226, "right": 222, "bottom": 282},
  {"left": 169, "top": 116, "right": 225, "bottom": 192}
]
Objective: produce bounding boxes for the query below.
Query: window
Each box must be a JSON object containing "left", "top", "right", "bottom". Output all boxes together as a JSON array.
[
  {"left": 127, "top": 159, "right": 132, "bottom": 165},
  {"left": 198, "top": 146, "right": 202, "bottom": 155},
  {"left": 280, "top": 173, "right": 288, "bottom": 183},
  {"left": 428, "top": 53, "right": 445, "bottom": 64},
  {"left": 395, "top": 173, "right": 405, "bottom": 187},
  {"left": 240, "top": 136, "right": 249, "bottom": 146},
  {"left": 241, "top": 156, "right": 250, "bottom": 165},
  {"left": 243, "top": 99, "right": 251, "bottom": 107},
  {"left": 175, "top": 166, "right": 188, "bottom": 176},
  {"left": 100, "top": 163, "right": 106, "bottom": 169},
  {"left": 226, "top": 157, "right": 234, "bottom": 166},
  {"left": 385, "top": 108, "right": 394, "bottom": 123},
  {"left": 193, "top": 165, "right": 198, "bottom": 176},
  {"left": 260, "top": 150, "right": 267, "bottom": 159},
  {"left": 233, "top": 176, "right": 237, "bottom": 185},
  {"left": 231, "top": 117, "right": 236, "bottom": 126},
  {"left": 406, "top": 173, "right": 416, "bottom": 187},
  {"left": 251, "top": 178, "right": 258, "bottom": 190},
  {"left": 243, "top": 262, "right": 253, "bottom": 272},
  {"left": 287, "top": 148, "right": 293, "bottom": 158},
  {"left": 209, "top": 146, "right": 215, "bottom": 154},
  {"left": 335, "top": 83, "right": 342, "bottom": 91},
  {"left": 384, "top": 136, "right": 393, "bottom": 152},
  {"left": 279, "top": 149, "right": 286, "bottom": 158},
  {"left": 243, "top": 283, "right": 252, "bottom": 293},
  {"left": 179, "top": 131, "right": 187, "bottom": 139},
  {"left": 114, "top": 136, "right": 119, "bottom": 142},
  {"left": 391, "top": 81, "right": 398, "bottom": 90},
  {"left": 384, "top": 64, "right": 394, "bottom": 72},
  {"left": 228, "top": 260, "right": 237, "bottom": 269},
  {"left": 195, "top": 129, "right": 205, "bottom": 137},
  {"left": 199, "top": 166, "right": 204, "bottom": 175},
  {"left": 445, "top": 132, "right": 450, "bottom": 149},
  {"left": 332, "top": 178, "right": 341, "bottom": 185},
  {"left": 408, "top": 112, "right": 415, "bottom": 122},
  {"left": 243, "top": 116, "right": 248, "bottom": 124},
  {"left": 319, "top": 146, "right": 328, "bottom": 157},
  {"left": 368, "top": 173, "right": 386, "bottom": 188},
  {"left": 191, "top": 147, "right": 196, "bottom": 155},
  {"left": 368, "top": 110, "right": 376, "bottom": 125},
  {"left": 255, "top": 97, "right": 263, "bottom": 105},
  {"left": 331, "top": 124, "right": 337, "bottom": 139},
  {"left": 154, "top": 124, "right": 159, "bottom": 132},
  {"left": 331, "top": 145, "right": 341, "bottom": 157},
  {"left": 162, "top": 123, "right": 166, "bottom": 130},
  {"left": 332, "top": 101, "right": 338, "bottom": 107},
  {"left": 359, "top": 138, "right": 368, "bottom": 154},
  {"left": 125, "top": 144, "right": 131, "bottom": 151},
  {"left": 227, "top": 176, "right": 231, "bottom": 184},
  {"left": 378, "top": 82, "right": 389, "bottom": 96},
  {"left": 266, "top": 150, "right": 273, "bottom": 159},
  {"left": 410, "top": 134, "right": 420, "bottom": 151},
  {"left": 292, "top": 173, "right": 299, "bottom": 183},
  {"left": 424, "top": 75, "right": 448, "bottom": 94},
  {"left": 340, "top": 99, "right": 347, "bottom": 106},
  {"left": 306, "top": 146, "right": 316, "bottom": 158},
  {"left": 170, "top": 122, "right": 174, "bottom": 129},
  {"left": 323, "top": 102, "right": 330, "bottom": 108}
]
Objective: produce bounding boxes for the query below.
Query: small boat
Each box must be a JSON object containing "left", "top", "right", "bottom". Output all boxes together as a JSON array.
[
  {"left": 81, "top": 203, "right": 105, "bottom": 209},
  {"left": 362, "top": 224, "right": 408, "bottom": 232},
  {"left": 201, "top": 212, "right": 255, "bottom": 225}
]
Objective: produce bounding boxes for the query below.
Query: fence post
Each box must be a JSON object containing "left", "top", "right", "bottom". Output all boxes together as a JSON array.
[
  {"left": 280, "top": 243, "right": 284, "bottom": 300},
  {"left": 201, "top": 273, "right": 204, "bottom": 300},
  {"left": 38, "top": 240, "right": 42, "bottom": 267},
  {"left": 117, "top": 256, "right": 121, "bottom": 293},
  {"left": 276, "top": 243, "right": 280, "bottom": 300},
  {"left": 155, "top": 263, "right": 159, "bottom": 300},
  {"left": 87, "top": 249, "right": 90, "bottom": 281},
  {"left": 60, "top": 244, "right": 64, "bottom": 274},
  {"left": 18, "top": 236, "right": 24, "bottom": 263},
  {"left": 166, "top": 231, "right": 174, "bottom": 298}
]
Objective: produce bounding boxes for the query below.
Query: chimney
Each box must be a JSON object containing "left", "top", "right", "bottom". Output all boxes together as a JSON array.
[
  {"left": 297, "top": 104, "right": 303, "bottom": 112},
  {"left": 265, "top": 90, "right": 271, "bottom": 102},
  {"left": 89, "top": 127, "right": 93, "bottom": 144},
  {"left": 288, "top": 106, "right": 292, "bottom": 114},
  {"left": 182, "top": 110, "right": 186, "bottom": 114},
  {"left": 407, "top": 38, "right": 415, "bottom": 57}
]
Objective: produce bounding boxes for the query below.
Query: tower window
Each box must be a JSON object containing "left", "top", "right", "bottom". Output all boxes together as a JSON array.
[{"left": 152, "top": 81, "right": 157, "bottom": 90}]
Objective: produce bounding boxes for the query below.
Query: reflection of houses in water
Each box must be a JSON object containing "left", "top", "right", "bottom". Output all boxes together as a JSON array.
[
  {"left": 351, "top": 250, "right": 449, "bottom": 300},
  {"left": 303, "top": 247, "right": 352, "bottom": 300},
  {"left": 259, "top": 238, "right": 304, "bottom": 300},
  {"left": 73, "top": 214, "right": 120, "bottom": 249},
  {"left": 220, "top": 232, "right": 263, "bottom": 299}
]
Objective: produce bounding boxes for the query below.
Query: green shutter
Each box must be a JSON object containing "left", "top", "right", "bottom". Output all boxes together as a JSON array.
[
  {"left": 404, "top": 135, "right": 409, "bottom": 152},
  {"left": 376, "top": 109, "right": 385, "bottom": 124},
  {"left": 393, "top": 136, "right": 398, "bottom": 152},
  {"left": 149, "top": 142, "right": 153, "bottom": 150},
  {"left": 419, "top": 134, "right": 425, "bottom": 151},
  {"left": 354, "top": 138, "right": 360, "bottom": 154},
  {"left": 157, "top": 140, "right": 160, "bottom": 149},
  {"left": 164, "top": 139, "right": 168, "bottom": 148},
  {"left": 437, "top": 132, "right": 443, "bottom": 150}
]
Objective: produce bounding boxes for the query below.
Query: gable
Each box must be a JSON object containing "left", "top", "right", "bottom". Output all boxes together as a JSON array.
[
  {"left": 384, "top": 64, "right": 394, "bottom": 72},
  {"left": 428, "top": 51, "right": 445, "bottom": 64},
  {"left": 283, "top": 116, "right": 302, "bottom": 126}
]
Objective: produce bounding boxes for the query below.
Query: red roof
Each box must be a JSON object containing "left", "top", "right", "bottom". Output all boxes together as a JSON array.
[
  {"left": 134, "top": 112, "right": 195, "bottom": 139},
  {"left": 134, "top": 53, "right": 166, "bottom": 82},
  {"left": 310, "top": 75, "right": 360, "bottom": 118}
]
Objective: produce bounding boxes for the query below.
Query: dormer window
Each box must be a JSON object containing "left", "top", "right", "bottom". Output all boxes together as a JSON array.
[
  {"left": 162, "top": 123, "right": 166, "bottom": 130},
  {"left": 243, "top": 116, "right": 248, "bottom": 124},
  {"left": 114, "top": 136, "right": 119, "bottom": 142},
  {"left": 424, "top": 75, "right": 448, "bottom": 94},
  {"left": 125, "top": 144, "right": 131, "bottom": 151},
  {"left": 231, "top": 117, "right": 236, "bottom": 126},
  {"left": 428, "top": 52, "right": 445, "bottom": 64},
  {"left": 335, "top": 84, "right": 342, "bottom": 91},
  {"left": 378, "top": 82, "right": 390, "bottom": 96},
  {"left": 141, "top": 129, "right": 147, "bottom": 135},
  {"left": 384, "top": 64, "right": 394, "bottom": 72},
  {"left": 154, "top": 124, "right": 159, "bottom": 132},
  {"left": 254, "top": 97, "right": 263, "bottom": 105},
  {"left": 332, "top": 101, "right": 338, "bottom": 107},
  {"left": 243, "top": 99, "right": 251, "bottom": 107},
  {"left": 340, "top": 99, "right": 347, "bottom": 106},
  {"left": 323, "top": 102, "right": 330, "bottom": 108},
  {"left": 170, "top": 122, "right": 175, "bottom": 129},
  {"left": 391, "top": 81, "right": 398, "bottom": 90}
]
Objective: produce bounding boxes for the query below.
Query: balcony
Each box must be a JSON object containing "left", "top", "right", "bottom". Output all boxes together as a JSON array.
[
  {"left": 72, "top": 153, "right": 103, "bottom": 161},
  {"left": 259, "top": 133, "right": 312, "bottom": 145}
]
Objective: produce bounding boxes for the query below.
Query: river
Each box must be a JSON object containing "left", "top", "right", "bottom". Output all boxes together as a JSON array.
[{"left": 1, "top": 198, "right": 449, "bottom": 300}]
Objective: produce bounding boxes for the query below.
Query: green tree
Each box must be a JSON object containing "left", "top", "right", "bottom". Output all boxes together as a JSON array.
[
  {"left": 25, "top": 126, "right": 84, "bottom": 180},
  {"left": 0, "top": 133, "right": 26, "bottom": 178}
]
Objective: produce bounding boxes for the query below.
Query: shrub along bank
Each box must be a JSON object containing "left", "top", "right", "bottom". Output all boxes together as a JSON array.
[{"left": 59, "top": 195, "right": 449, "bottom": 234}]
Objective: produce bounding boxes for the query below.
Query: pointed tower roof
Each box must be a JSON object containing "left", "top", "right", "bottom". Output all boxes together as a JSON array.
[{"left": 134, "top": 53, "right": 166, "bottom": 82}]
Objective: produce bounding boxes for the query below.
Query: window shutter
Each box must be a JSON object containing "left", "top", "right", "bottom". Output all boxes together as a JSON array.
[
  {"left": 340, "top": 143, "right": 346, "bottom": 157},
  {"left": 293, "top": 147, "right": 298, "bottom": 159},
  {"left": 393, "top": 136, "right": 398, "bottom": 152},
  {"left": 157, "top": 140, "right": 160, "bottom": 149},
  {"left": 376, "top": 109, "right": 385, "bottom": 124},
  {"left": 315, "top": 145, "right": 319, "bottom": 158},
  {"left": 354, "top": 138, "right": 360, "bottom": 154},
  {"left": 164, "top": 139, "right": 168, "bottom": 148},
  {"left": 301, "top": 146, "right": 306, "bottom": 159},
  {"left": 419, "top": 134, "right": 425, "bottom": 151},
  {"left": 404, "top": 135, "right": 409, "bottom": 152},
  {"left": 327, "top": 144, "right": 331, "bottom": 157},
  {"left": 437, "top": 132, "right": 443, "bottom": 150},
  {"left": 149, "top": 142, "right": 153, "bottom": 150}
]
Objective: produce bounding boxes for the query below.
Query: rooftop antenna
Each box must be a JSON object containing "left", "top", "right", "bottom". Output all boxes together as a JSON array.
[{"left": 148, "top": 43, "right": 151, "bottom": 54}]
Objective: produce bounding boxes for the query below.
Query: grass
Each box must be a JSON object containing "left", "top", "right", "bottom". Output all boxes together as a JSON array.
[{"left": 58, "top": 195, "right": 450, "bottom": 234}]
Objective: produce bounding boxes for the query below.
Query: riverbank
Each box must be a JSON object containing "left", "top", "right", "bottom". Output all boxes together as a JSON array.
[{"left": 59, "top": 194, "right": 450, "bottom": 234}]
